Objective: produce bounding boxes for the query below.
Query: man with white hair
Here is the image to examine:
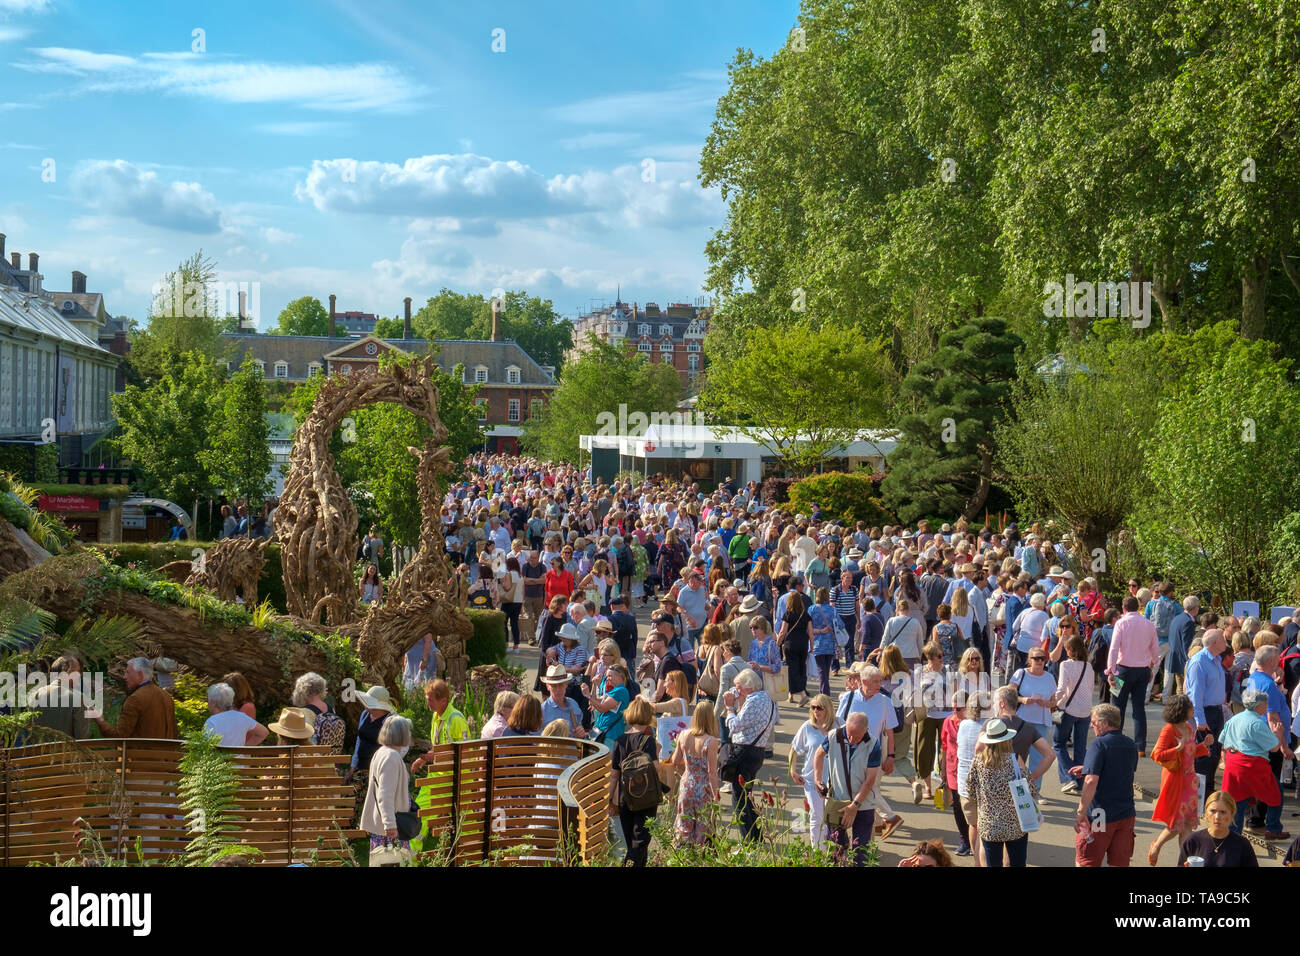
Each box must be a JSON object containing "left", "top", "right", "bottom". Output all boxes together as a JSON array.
[
  {"left": 1242, "top": 645, "right": 1294, "bottom": 837},
  {"left": 1221, "top": 684, "right": 1286, "bottom": 837},
  {"left": 93, "top": 657, "right": 178, "bottom": 739},
  {"left": 202, "top": 682, "right": 269, "bottom": 747},
  {"left": 813, "top": 711, "right": 880, "bottom": 866}
]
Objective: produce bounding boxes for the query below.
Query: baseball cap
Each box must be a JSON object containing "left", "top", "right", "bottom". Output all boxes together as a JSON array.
[{"left": 650, "top": 610, "right": 675, "bottom": 626}]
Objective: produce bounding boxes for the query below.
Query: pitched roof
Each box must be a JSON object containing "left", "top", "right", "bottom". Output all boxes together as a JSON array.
[
  {"left": 43, "top": 291, "right": 106, "bottom": 326},
  {"left": 0, "top": 284, "right": 105, "bottom": 352}
]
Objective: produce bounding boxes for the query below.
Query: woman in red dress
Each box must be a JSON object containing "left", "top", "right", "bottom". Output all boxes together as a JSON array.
[{"left": 1147, "top": 693, "right": 1210, "bottom": 866}]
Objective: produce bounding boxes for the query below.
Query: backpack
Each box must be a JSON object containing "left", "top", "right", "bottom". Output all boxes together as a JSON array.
[
  {"left": 1088, "top": 628, "right": 1110, "bottom": 675},
  {"left": 1151, "top": 597, "right": 1178, "bottom": 640},
  {"left": 468, "top": 588, "right": 492, "bottom": 610},
  {"left": 619, "top": 738, "right": 663, "bottom": 812},
  {"left": 616, "top": 546, "right": 635, "bottom": 577}
]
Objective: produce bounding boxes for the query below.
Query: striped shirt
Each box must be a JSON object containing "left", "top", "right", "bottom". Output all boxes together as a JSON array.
[{"left": 830, "top": 584, "right": 858, "bottom": 616}]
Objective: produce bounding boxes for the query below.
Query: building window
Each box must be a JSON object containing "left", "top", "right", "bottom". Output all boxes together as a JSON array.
[
  {"left": 253, "top": 360, "right": 265, "bottom": 376},
  {"left": 688, "top": 354, "right": 699, "bottom": 371},
  {"left": 308, "top": 362, "right": 322, "bottom": 377},
  {"left": 638, "top": 341, "right": 652, "bottom": 352},
  {"left": 476, "top": 399, "right": 488, "bottom": 421},
  {"left": 638, "top": 323, "right": 650, "bottom": 336},
  {"left": 475, "top": 366, "right": 488, "bottom": 384},
  {"left": 506, "top": 366, "right": 520, "bottom": 384},
  {"left": 659, "top": 342, "right": 673, "bottom": 352},
  {"left": 531, "top": 398, "right": 543, "bottom": 418},
  {"left": 274, "top": 361, "right": 289, "bottom": 378},
  {"left": 508, "top": 399, "right": 520, "bottom": 422},
  {"left": 660, "top": 324, "right": 671, "bottom": 337},
  {"left": 686, "top": 342, "right": 701, "bottom": 352}
]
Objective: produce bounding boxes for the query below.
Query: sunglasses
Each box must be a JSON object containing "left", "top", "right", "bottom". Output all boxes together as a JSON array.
[
  {"left": 1029, "top": 656, "right": 1047, "bottom": 662},
  {"left": 810, "top": 705, "right": 825, "bottom": 711}
]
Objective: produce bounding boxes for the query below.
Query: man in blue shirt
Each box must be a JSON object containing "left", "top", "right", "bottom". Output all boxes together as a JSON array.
[
  {"left": 1002, "top": 579, "right": 1030, "bottom": 659},
  {"left": 1071, "top": 703, "right": 1138, "bottom": 867},
  {"left": 1185, "top": 628, "right": 1228, "bottom": 791}
]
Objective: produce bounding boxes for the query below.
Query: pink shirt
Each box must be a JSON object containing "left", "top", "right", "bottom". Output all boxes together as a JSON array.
[{"left": 1106, "top": 611, "right": 1160, "bottom": 674}]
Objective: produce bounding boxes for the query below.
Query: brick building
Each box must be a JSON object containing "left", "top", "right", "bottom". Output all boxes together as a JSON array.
[{"left": 569, "top": 298, "right": 710, "bottom": 386}]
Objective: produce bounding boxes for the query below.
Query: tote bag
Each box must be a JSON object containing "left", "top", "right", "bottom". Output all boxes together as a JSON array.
[
  {"left": 1008, "top": 758, "right": 1042, "bottom": 833},
  {"left": 763, "top": 669, "right": 789, "bottom": 700},
  {"left": 656, "top": 698, "right": 692, "bottom": 760}
]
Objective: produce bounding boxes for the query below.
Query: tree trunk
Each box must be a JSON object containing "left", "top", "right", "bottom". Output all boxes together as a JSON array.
[
  {"left": 1150, "top": 271, "right": 1177, "bottom": 331},
  {"left": 961, "top": 446, "right": 994, "bottom": 521},
  {"left": 1241, "top": 253, "right": 1271, "bottom": 340}
]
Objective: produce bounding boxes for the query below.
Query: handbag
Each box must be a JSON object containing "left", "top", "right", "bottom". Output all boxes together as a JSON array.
[
  {"left": 1052, "top": 664, "right": 1087, "bottom": 726},
  {"left": 719, "top": 699, "right": 776, "bottom": 783},
  {"left": 697, "top": 645, "right": 721, "bottom": 697},
  {"left": 763, "top": 669, "right": 789, "bottom": 700},
  {"left": 833, "top": 615, "right": 850, "bottom": 648},
  {"left": 822, "top": 728, "right": 856, "bottom": 828},
  {"left": 1008, "top": 757, "right": 1042, "bottom": 833},
  {"left": 369, "top": 838, "right": 411, "bottom": 867}
]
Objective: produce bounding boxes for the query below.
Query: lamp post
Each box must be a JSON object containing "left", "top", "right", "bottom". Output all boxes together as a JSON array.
[{"left": 643, "top": 440, "right": 655, "bottom": 481}]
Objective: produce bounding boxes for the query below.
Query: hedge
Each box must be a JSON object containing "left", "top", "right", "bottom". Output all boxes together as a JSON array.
[
  {"left": 787, "top": 472, "right": 895, "bottom": 527},
  {"left": 465, "top": 609, "right": 507, "bottom": 668},
  {"left": 30, "top": 482, "right": 132, "bottom": 500},
  {"left": 0, "top": 443, "right": 58, "bottom": 483},
  {"left": 89, "top": 540, "right": 287, "bottom": 613}
]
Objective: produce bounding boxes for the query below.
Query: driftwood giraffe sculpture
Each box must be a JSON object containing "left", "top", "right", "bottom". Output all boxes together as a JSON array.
[
  {"left": 183, "top": 535, "right": 269, "bottom": 605},
  {"left": 276, "top": 355, "right": 472, "bottom": 691}
]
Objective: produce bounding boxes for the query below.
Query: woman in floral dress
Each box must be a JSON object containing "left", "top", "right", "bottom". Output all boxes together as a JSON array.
[
  {"left": 671, "top": 701, "right": 721, "bottom": 845},
  {"left": 1147, "top": 693, "right": 1211, "bottom": 866}
]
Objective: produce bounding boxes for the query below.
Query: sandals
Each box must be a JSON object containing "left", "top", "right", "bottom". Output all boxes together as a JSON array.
[{"left": 880, "top": 816, "right": 904, "bottom": 840}]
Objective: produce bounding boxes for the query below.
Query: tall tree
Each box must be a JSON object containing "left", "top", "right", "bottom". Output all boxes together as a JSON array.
[
  {"left": 412, "top": 289, "right": 572, "bottom": 370},
  {"left": 699, "top": 319, "right": 887, "bottom": 475},
  {"left": 521, "top": 336, "right": 681, "bottom": 463},
  {"left": 271, "top": 296, "right": 330, "bottom": 337},
  {"left": 111, "top": 350, "right": 222, "bottom": 506},
  {"left": 881, "top": 317, "right": 1022, "bottom": 522},
  {"left": 202, "top": 353, "right": 273, "bottom": 511},
  {"left": 373, "top": 316, "right": 404, "bottom": 338},
  {"left": 129, "top": 251, "right": 232, "bottom": 384}
]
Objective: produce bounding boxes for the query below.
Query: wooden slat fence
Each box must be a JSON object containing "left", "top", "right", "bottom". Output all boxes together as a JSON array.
[
  {"left": 416, "top": 736, "right": 610, "bottom": 866},
  {"left": 0, "top": 739, "right": 362, "bottom": 866}
]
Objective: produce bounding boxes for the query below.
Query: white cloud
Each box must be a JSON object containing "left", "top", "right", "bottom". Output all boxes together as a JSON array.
[
  {"left": 262, "top": 227, "right": 297, "bottom": 245},
  {"left": 294, "top": 152, "right": 722, "bottom": 230},
  {"left": 0, "top": 0, "right": 48, "bottom": 11},
  {"left": 0, "top": 26, "right": 30, "bottom": 42},
  {"left": 16, "top": 47, "right": 426, "bottom": 112},
  {"left": 71, "top": 159, "right": 223, "bottom": 234}
]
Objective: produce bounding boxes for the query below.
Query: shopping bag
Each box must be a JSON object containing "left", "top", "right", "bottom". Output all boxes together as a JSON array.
[
  {"left": 1008, "top": 760, "right": 1042, "bottom": 833},
  {"left": 807, "top": 653, "right": 821, "bottom": 683},
  {"left": 833, "top": 616, "right": 850, "bottom": 648},
  {"left": 763, "top": 669, "right": 789, "bottom": 701},
  {"left": 655, "top": 707, "right": 692, "bottom": 760},
  {"left": 368, "top": 839, "right": 411, "bottom": 867}
]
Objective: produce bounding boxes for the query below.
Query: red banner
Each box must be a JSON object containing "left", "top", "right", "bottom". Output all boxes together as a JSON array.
[{"left": 37, "top": 495, "right": 101, "bottom": 512}]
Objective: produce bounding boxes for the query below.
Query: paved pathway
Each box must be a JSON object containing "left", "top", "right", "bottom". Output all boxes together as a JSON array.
[{"left": 508, "top": 615, "right": 1290, "bottom": 867}]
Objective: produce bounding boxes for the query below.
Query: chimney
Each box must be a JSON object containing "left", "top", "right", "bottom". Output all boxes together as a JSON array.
[
  {"left": 403, "top": 297, "right": 412, "bottom": 340},
  {"left": 238, "top": 290, "right": 248, "bottom": 331},
  {"left": 0, "top": 234, "right": 5, "bottom": 261},
  {"left": 28, "top": 252, "right": 38, "bottom": 274},
  {"left": 72, "top": 270, "right": 87, "bottom": 294},
  {"left": 328, "top": 294, "right": 337, "bottom": 337},
  {"left": 9, "top": 252, "right": 18, "bottom": 269},
  {"left": 491, "top": 299, "right": 500, "bottom": 342}
]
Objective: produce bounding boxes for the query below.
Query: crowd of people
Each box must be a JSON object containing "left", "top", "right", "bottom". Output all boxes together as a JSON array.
[{"left": 26, "top": 451, "right": 1300, "bottom": 869}]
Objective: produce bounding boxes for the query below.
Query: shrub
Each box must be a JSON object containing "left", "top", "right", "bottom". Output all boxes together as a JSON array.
[
  {"left": 0, "top": 443, "right": 58, "bottom": 482},
  {"left": 787, "top": 472, "right": 894, "bottom": 527},
  {"left": 89, "top": 541, "right": 287, "bottom": 613},
  {"left": 760, "top": 476, "right": 797, "bottom": 506},
  {"left": 465, "top": 609, "right": 507, "bottom": 668}
]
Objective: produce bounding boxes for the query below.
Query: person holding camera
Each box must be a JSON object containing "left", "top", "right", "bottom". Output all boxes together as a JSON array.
[{"left": 812, "top": 712, "right": 880, "bottom": 866}]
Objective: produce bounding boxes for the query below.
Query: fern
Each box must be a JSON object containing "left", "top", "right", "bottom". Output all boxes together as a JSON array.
[{"left": 178, "top": 730, "right": 246, "bottom": 866}]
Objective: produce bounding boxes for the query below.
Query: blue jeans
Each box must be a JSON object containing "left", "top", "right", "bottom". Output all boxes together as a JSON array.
[
  {"left": 1054, "top": 713, "right": 1089, "bottom": 784},
  {"left": 1026, "top": 721, "right": 1053, "bottom": 775},
  {"left": 1233, "top": 797, "right": 1282, "bottom": 834},
  {"left": 982, "top": 833, "right": 1029, "bottom": 867},
  {"left": 1113, "top": 665, "right": 1151, "bottom": 751}
]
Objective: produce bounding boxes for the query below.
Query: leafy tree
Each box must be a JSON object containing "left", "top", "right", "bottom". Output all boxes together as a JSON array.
[
  {"left": 699, "top": 319, "right": 887, "bottom": 475},
  {"left": 881, "top": 317, "right": 1022, "bottom": 522},
  {"left": 1132, "top": 338, "right": 1300, "bottom": 605},
  {"left": 412, "top": 289, "right": 572, "bottom": 370},
  {"left": 373, "top": 316, "right": 405, "bottom": 338},
  {"left": 202, "top": 353, "right": 273, "bottom": 512},
  {"left": 129, "top": 251, "right": 232, "bottom": 384},
  {"left": 996, "top": 336, "right": 1166, "bottom": 561},
  {"left": 521, "top": 335, "right": 681, "bottom": 463},
  {"left": 271, "top": 296, "right": 330, "bottom": 337},
  {"left": 112, "top": 350, "right": 223, "bottom": 505},
  {"left": 411, "top": 288, "right": 483, "bottom": 341}
]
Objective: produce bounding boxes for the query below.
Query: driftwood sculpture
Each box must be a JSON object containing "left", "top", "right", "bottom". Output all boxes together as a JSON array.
[
  {"left": 183, "top": 536, "right": 268, "bottom": 605},
  {"left": 276, "top": 356, "right": 472, "bottom": 692}
]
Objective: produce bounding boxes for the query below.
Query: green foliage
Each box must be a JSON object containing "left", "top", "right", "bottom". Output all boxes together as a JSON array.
[
  {"left": 202, "top": 353, "right": 273, "bottom": 508},
  {"left": 0, "top": 442, "right": 57, "bottom": 482},
  {"left": 111, "top": 349, "right": 223, "bottom": 504},
  {"left": 373, "top": 316, "right": 405, "bottom": 338},
  {"left": 700, "top": 320, "right": 887, "bottom": 475},
  {"left": 465, "top": 609, "right": 507, "bottom": 668},
  {"left": 178, "top": 729, "right": 259, "bottom": 866},
  {"left": 89, "top": 541, "right": 287, "bottom": 613},
  {"left": 28, "top": 482, "right": 132, "bottom": 499},
  {"left": 996, "top": 337, "right": 1164, "bottom": 555},
  {"left": 882, "top": 317, "right": 1022, "bottom": 522},
  {"left": 412, "top": 289, "right": 572, "bottom": 371},
  {"left": 171, "top": 672, "right": 214, "bottom": 738},
  {"left": 1132, "top": 339, "right": 1300, "bottom": 605},
  {"left": 129, "top": 251, "right": 233, "bottom": 384},
  {"left": 522, "top": 335, "right": 682, "bottom": 463},
  {"left": 787, "top": 472, "right": 893, "bottom": 527},
  {"left": 0, "top": 471, "right": 72, "bottom": 554},
  {"left": 270, "top": 296, "right": 330, "bottom": 337}
]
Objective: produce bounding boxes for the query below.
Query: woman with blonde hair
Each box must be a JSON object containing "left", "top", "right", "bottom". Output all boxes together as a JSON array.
[
  {"left": 653, "top": 670, "right": 691, "bottom": 727},
  {"left": 790, "top": 693, "right": 839, "bottom": 845},
  {"left": 949, "top": 586, "right": 974, "bottom": 648},
  {"left": 1178, "top": 791, "right": 1257, "bottom": 867},
  {"left": 696, "top": 623, "right": 726, "bottom": 705},
  {"left": 672, "top": 701, "right": 721, "bottom": 845},
  {"left": 748, "top": 555, "right": 773, "bottom": 606}
]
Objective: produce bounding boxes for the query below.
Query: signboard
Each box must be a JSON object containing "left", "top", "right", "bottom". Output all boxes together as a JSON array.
[
  {"left": 56, "top": 355, "right": 76, "bottom": 434},
  {"left": 121, "top": 508, "right": 148, "bottom": 530},
  {"left": 38, "top": 494, "right": 101, "bottom": 512}
]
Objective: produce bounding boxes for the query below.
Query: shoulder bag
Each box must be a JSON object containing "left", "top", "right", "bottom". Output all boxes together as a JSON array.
[
  {"left": 1052, "top": 663, "right": 1087, "bottom": 726},
  {"left": 719, "top": 698, "right": 777, "bottom": 784},
  {"left": 823, "top": 728, "right": 857, "bottom": 828}
]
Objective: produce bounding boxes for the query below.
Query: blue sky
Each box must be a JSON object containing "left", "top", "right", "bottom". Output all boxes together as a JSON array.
[{"left": 0, "top": 0, "right": 798, "bottom": 329}]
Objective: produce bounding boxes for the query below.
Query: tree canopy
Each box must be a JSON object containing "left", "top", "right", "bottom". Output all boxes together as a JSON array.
[{"left": 271, "top": 296, "right": 330, "bottom": 337}]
